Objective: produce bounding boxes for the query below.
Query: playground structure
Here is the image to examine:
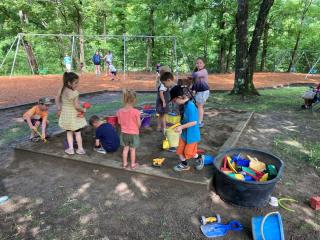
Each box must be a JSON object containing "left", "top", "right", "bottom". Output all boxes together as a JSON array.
[{"left": 0, "top": 33, "right": 180, "bottom": 78}]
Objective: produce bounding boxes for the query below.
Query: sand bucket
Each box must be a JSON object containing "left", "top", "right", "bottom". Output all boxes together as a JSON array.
[
  {"left": 252, "top": 212, "right": 285, "bottom": 240},
  {"left": 166, "top": 112, "right": 181, "bottom": 125},
  {"left": 141, "top": 114, "right": 151, "bottom": 128},
  {"left": 164, "top": 128, "right": 180, "bottom": 147},
  {"left": 106, "top": 116, "right": 118, "bottom": 127}
]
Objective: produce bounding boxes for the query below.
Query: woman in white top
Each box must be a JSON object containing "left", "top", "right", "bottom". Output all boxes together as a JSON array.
[{"left": 103, "top": 51, "right": 113, "bottom": 75}]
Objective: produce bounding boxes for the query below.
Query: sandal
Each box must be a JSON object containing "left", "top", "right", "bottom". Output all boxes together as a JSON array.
[
  {"left": 131, "top": 163, "right": 139, "bottom": 169},
  {"left": 76, "top": 149, "right": 86, "bottom": 155},
  {"left": 65, "top": 148, "right": 75, "bottom": 155},
  {"left": 123, "top": 163, "right": 129, "bottom": 169}
]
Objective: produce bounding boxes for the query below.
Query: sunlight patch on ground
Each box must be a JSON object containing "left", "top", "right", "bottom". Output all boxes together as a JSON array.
[
  {"left": 131, "top": 177, "right": 148, "bottom": 196},
  {"left": 71, "top": 182, "right": 92, "bottom": 198},
  {"left": 114, "top": 182, "right": 135, "bottom": 201},
  {"left": 257, "top": 128, "right": 280, "bottom": 133},
  {"left": 80, "top": 212, "right": 98, "bottom": 225}
]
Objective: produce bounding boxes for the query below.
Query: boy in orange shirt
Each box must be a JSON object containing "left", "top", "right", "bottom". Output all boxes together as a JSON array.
[{"left": 23, "top": 97, "right": 52, "bottom": 142}]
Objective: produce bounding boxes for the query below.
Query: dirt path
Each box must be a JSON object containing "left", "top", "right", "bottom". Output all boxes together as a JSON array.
[{"left": 1, "top": 72, "right": 320, "bottom": 108}]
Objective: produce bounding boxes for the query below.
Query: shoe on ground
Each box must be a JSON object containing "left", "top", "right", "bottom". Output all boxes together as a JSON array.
[
  {"left": 94, "top": 147, "right": 106, "bottom": 154},
  {"left": 173, "top": 163, "right": 190, "bottom": 172},
  {"left": 30, "top": 136, "right": 40, "bottom": 142},
  {"left": 76, "top": 149, "right": 86, "bottom": 155},
  {"left": 195, "top": 154, "right": 204, "bottom": 171},
  {"left": 199, "top": 122, "right": 204, "bottom": 128},
  {"left": 65, "top": 148, "right": 75, "bottom": 155},
  {"left": 168, "top": 147, "right": 177, "bottom": 152}
]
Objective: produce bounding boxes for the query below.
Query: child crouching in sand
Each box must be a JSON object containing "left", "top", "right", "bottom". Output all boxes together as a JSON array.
[
  {"left": 23, "top": 97, "right": 52, "bottom": 142},
  {"left": 116, "top": 89, "right": 141, "bottom": 169}
]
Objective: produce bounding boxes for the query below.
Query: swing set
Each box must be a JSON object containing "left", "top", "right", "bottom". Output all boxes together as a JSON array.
[{"left": 0, "top": 33, "right": 181, "bottom": 78}]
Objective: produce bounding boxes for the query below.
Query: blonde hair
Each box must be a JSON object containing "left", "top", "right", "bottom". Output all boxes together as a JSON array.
[{"left": 122, "top": 89, "right": 137, "bottom": 105}]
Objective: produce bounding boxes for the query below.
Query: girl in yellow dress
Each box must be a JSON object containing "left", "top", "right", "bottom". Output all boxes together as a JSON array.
[{"left": 56, "top": 72, "right": 87, "bottom": 155}]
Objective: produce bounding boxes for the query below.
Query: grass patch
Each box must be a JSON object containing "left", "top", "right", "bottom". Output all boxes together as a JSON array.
[
  {"left": 273, "top": 136, "right": 320, "bottom": 172},
  {"left": 208, "top": 86, "right": 307, "bottom": 113}
]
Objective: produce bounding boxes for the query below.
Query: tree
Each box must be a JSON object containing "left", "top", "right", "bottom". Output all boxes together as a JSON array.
[{"left": 232, "top": 0, "right": 274, "bottom": 95}]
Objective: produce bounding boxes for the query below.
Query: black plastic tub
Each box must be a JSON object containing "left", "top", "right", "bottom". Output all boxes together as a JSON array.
[{"left": 213, "top": 148, "right": 284, "bottom": 207}]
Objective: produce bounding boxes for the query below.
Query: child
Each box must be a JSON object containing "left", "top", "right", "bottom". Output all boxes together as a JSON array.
[
  {"left": 155, "top": 65, "right": 171, "bottom": 90},
  {"left": 23, "top": 97, "right": 52, "bottom": 142},
  {"left": 89, "top": 115, "right": 120, "bottom": 154},
  {"left": 191, "top": 57, "right": 210, "bottom": 128},
  {"left": 169, "top": 85, "right": 204, "bottom": 172},
  {"left": 156, "top": 63, "right": 161, "bottom": 76},
  {"left": 103, "top": 50, "right": 113, "bottom": 75},
  {"left": 56, "top": 72, "right": 87, "bottom": 155},
  {"left": 116, "top": 89, "right": 141, "bottom": 169},
  {"left": 63, "top": 54, "right": 72, "bottom": 72},
  {"left": 106, "top": 61, "right": 118, "bottom": 81},
  {"left": 156, "top": 72, "right": 175, "bottom": 131},
  {"left": 92, "top": 51, "right": 102, "bottom": 76}
]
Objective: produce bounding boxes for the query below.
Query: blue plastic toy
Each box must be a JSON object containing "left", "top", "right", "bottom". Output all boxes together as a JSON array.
[
  {"left": 252, "top": 212, "right": 285, "bottom": 240},
  {"left": 232, "top": 154, "right": 250, "bottom": 167},
  {"left": 200, "top": 220, "right": 243, "bottom": 238},
  {"left": 203, "top": 155, "right": 215, "bottom": 165}
]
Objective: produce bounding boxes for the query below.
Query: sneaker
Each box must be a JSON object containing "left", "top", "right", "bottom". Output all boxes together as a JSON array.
[
  {"left": 76, "top": 149, "right": 86, "bottom": 155},
  {"left": 94, "top": 147, "right": 106, "bottom": 154},
  {"left": 65, "top": 148, "right": 75, "bottom": 155},
  {"left": 168, "top": 147, "right": 177, "bottom": 152},
  {"left": 195, "top": 154, "right": 204, "bottom": 171},
  {"left": 30, "top": 136, "right": 40, "bottom": 142},
  {"left": 173, "top": 163, "right": 190, "bottom": 172},
  {"left": 199, "top": 122, "right": 204, "bottom": 128}
]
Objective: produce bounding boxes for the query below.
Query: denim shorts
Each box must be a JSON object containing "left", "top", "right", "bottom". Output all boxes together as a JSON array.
[{"left": 195, "top": 90, "right": 210, "bottom": 105}]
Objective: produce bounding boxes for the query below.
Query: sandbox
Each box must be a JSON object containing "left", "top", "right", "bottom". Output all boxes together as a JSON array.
[{"left": 15, "top": 108, "right": 253, "bottom": 186}]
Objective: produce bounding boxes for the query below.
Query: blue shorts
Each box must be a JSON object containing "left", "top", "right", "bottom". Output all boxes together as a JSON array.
[{"left": 195, "top": 90, "right": 210, "bottom": 105}]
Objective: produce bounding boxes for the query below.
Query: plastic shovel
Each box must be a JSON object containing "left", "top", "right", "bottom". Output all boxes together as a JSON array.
[{"left": 200, "top": 220, "right": 243, "bottom": 238}]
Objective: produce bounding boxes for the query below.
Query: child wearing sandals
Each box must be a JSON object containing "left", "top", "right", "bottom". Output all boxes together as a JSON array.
[
  {"left": 156, "top": 72, "right": 175, "bottom": 131},
  {"left": 56, "top": 72, "right": 87, "bottom": 155},
  {"left": 116, "top": 89, "right": 141, "bottom": 169},
  {"left": 169, "top": 85, "right": 204, "bottom": 172}
]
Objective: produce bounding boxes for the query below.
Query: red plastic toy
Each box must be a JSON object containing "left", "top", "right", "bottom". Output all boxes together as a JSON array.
[
  {"left": 78, "top": 102, "right": 91, "bottom": 117},
  {"left": 310, "top": 196, "right": 320, "bottom": 210}
]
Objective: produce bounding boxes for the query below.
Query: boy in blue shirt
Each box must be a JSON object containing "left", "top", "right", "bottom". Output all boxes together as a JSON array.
[
  {"left": 89, "top": 115, "right": 120, "bottom": 154},
  {"left": 170, "top": 85, "right": 204, "bottom": 171}
]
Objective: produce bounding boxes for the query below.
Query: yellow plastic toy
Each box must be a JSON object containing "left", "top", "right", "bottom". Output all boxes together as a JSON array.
[
  {"left": 164, "top": 123, "right": 181, "bottom": 148},
  {"left": 247, "top": 155, "right": 266, "bottom": 172},
  {"left": 226, "top": 156, "right": 238, "bottom": 173},
  {"left": 259, "top": 173, "right": 269, "bottom": 182},
  {"left": 162, "top": 138, "right": 170, "bottom": 150},
  {"left": 152, "top": 158, "right": 165, "bottom": 167},
  {"left": 228, "top": 173, "right": 244, "bottom": 181}
]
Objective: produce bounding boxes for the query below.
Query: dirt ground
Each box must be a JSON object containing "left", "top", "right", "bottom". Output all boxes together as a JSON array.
[
  {"left": 0, "top": 104, "right": 319, "bottom": 239},
  {"left": 1, "top": 72, "right": 320, "bottom": 108}
]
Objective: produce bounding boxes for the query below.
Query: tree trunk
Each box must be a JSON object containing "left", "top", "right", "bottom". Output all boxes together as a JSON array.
[
  {"left": 287, "top": 0, "right": 313, "bottom": 72},
  {"left": 232, "top": 0, "right": 249, "bottom": 94},
  {"left": 226, "top": 28, "right": 235, "bottom": 73},
  {"left": 146, "top": 7, "right": 155, "bottom": 71},
  {"left": 79, "top": 27, "right": 85, "bottom": 67},
  {"left": 260, "top": 21, "right": 269, "bottom": 71},
  {"left": 23, "top": 39, "right": 39, "bottom": 74},
  {"left": 232, "top": 0, "right": 274, "bottom": 95},
  {"left": 218, "top": 5, "right": 226, "bottom": 73}
]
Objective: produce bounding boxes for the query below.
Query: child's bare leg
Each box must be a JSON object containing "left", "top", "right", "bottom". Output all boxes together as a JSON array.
[
  {"left": 156, "top": 115, "right": 162, "bottom": 130},
  {"left": 123, "top": 146, "right": 129, "bottom": 167},
  {"left": 66, "top": 131, "right": 74, "bottom": 149},
  {"left": 74, "top": 131, "right": 84, "bottom": 151},
  {"left": 161, "top": 114, "right": 166, "bottom": 130},
  {"left": 197, "top": 103, "right": 204, "bottom": 123},
  {"left": 130, "top": 147, "right": 137, "bottom": 168}
]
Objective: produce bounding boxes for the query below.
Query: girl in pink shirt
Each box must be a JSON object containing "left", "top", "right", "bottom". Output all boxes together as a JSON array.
[{"left": 116, "top": 89, "right": 141, "bottom": 169}]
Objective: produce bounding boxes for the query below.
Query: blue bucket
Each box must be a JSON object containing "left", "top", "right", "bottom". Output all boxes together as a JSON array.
[
  {"left": 252, "top": 212, "right": 285, "bottom": 240},
  {"left": 203, "top": 155, "right": 215, "bottom": 165}
]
